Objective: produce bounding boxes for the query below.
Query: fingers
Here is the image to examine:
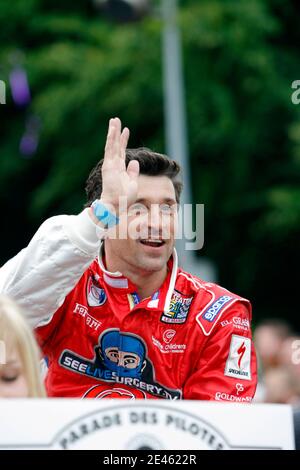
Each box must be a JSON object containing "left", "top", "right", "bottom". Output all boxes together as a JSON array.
[
  {"left": 111, "top": 117, "right": 121, "bottom": 158},
  {"left": 120, "top": 127, "right": 130, "bottom": 160},
  {"left": 127, "top": 159, "right": 140, "bottom": 180},
  {"left": 104, "top": 117, "right": 127, "bottom": 163},
  {"left": 104, "top": 118, "right": 117, "bottom": 160}
]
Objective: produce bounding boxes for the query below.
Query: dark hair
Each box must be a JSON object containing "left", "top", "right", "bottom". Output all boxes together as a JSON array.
[{"left": 84, "top": 148, "right": 183, "bottom": 207}]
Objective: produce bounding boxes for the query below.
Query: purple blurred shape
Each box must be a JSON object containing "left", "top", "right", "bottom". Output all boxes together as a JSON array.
[
  {"left": 19, "top": 133, "right": 38, "bottom": 157},
  {"left": 9, "top": 67, "right": 31, "bottom": 107},
  {"left": 19, "top": 114, "right": 41, "bottom": 157}
]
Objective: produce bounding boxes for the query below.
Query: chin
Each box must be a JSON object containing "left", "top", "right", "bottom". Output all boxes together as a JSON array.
[{"left": 136, "top": 256, "right": 166, "bottom": 273}]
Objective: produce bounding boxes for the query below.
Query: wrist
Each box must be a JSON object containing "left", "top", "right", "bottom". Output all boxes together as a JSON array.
[
  {"left": 99, "top": 197, "right": 118, "bottom": 215},
  {"left": 90, "top": 199, "right": 119, "bottom": 229}
]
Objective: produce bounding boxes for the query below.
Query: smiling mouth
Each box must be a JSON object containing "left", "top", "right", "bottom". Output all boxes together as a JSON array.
[{"left": 139, "top": 239, "right": 165, "bottom": 248}]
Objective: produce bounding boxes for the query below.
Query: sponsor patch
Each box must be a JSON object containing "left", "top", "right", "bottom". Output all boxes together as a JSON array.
[
  {"left": 161, "top": 290, "right": 193, "bottom": 324},
  {"left": 224, "top": 335, "right": 252, "bottom": 381},
  {"left": 235, "top": 383, "right": 244, "bottom": 395},
  {"left": 73, "top": 303, "right": 102, "bottom": 331},
  {"left": 147, "top": 291, "right": 160, "bottom": 309},
  {"left": 203, "top": 295, "right": 233, "bottom": 322},
  {"left": 163, "top": 329, "right": 176, "bottom": 344},
  {"left": 196, "top": 294, "right": 237, "bottom": 336},
  {"left": 215, "top": 391, "right": 252, "bottom": 403},
  {"left": 152, "top": 330, "right": 186, "bottom": 354},
  {"left": 87, "top": 277, "right": 107, "bottom": 307},
  {"left": 127, "top": 293, "right": 139, "bottom": 311},
  {"left": 59, "top": 329, "right": 182, "bottom": 400},
  {"left": 220, "top": 317, "right": 250, "bottom": 332}
]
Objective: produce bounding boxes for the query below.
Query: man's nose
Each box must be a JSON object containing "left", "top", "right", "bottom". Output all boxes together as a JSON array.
[{"left": 148, "top": 205, "right": 162, "bottom": 234}]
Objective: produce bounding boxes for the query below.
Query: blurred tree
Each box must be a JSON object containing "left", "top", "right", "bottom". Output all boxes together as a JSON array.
[
  {"left": 0, "top": 0, "right": 299, "bottom": 328},
  {"left": 182, "top": 0, "right": 300, "bottom": 328}
]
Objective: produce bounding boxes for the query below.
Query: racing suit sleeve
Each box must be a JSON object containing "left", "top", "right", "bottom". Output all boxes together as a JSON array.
[
  {"left": 0, "top": 209, "right": 104, "bottom": 328},
  {"left": 183, "top": 302, "right": 257, "bottom": 401}
]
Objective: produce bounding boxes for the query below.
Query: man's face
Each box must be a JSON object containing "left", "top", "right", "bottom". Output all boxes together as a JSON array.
[{"left": 105, "top": 174, "right": 178, "bottom": 273}]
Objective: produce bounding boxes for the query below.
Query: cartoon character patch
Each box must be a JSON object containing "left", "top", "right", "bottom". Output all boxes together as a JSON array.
[{"left": 59, "top": 329, "right": 181, "bottom": 400}]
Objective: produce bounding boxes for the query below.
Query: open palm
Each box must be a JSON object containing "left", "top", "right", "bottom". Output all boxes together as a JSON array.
[{"left": 101, "top": 117, "right": 139, "bottom": 212}]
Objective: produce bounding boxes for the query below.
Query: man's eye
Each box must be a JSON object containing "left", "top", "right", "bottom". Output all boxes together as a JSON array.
[
  {"left": 128, "top": 205, "right": 148, "bottom": 216},
  {"left": 160, "top": 204, "right": 174, "bottom": 214}
]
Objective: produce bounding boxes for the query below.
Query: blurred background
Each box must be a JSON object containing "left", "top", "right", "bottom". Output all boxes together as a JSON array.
[{"left": 0, "top": 0, "right": 300, "bottom": 403}]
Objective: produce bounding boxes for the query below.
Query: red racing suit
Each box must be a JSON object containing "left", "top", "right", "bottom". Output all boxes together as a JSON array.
[{"left": 0, "top": 209, "right": 257, "bottom": 401}]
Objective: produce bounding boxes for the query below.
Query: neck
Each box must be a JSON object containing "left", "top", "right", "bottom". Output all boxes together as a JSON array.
[
  {"left": 103, "top": 247, "right": 168, "bottom": 300},
  {"left": 125, "top": 265, "right": 168, "bottom": 300}
]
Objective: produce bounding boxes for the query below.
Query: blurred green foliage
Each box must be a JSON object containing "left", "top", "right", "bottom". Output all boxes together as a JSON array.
[{"left": 0, "top": 0, "right": 300, "bottom": 328}]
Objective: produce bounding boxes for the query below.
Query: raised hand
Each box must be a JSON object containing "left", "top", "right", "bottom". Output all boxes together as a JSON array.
[{"left": 100, "top": 117, "right": 139, "bottom": 213}]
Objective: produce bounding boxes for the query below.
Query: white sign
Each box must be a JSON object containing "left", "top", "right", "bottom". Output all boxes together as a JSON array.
[{"left": 0, "top": 400, "right": 295, "bottom": 450}]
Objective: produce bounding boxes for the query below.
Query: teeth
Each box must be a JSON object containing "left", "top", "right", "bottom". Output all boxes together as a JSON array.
[{"left": 141, "top": 239, "right": 163, "bottom": 245}]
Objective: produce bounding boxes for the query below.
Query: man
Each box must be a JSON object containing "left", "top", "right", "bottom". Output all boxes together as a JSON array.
[{"left": 0, "top": 117, "right": 257, "bottom": 400}]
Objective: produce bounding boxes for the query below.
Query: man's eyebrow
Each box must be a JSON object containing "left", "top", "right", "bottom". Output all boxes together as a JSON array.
[
  {"left": 160, "top": 198, "right": 177, "bottom": 205},
  {"left": 134, "top": 198, "right": 177, "bottom": 205}
]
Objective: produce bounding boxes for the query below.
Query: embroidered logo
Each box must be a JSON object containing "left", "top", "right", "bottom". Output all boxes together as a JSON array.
[
  {"left": 87, "top": 276, "right": 107, "bottom": 307},
  {"left": 161, "top": 290, "right": 193, "bottom": 324}
]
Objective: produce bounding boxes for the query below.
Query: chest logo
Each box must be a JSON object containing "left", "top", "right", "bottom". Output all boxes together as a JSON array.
[
  {"left": 163, "top": 329, "right": 176, "bottom": 343},
  {"left": 87, "top": 276, "right": 107, "bottom": 307},
  {"left": 59, "top": 329, "right": 182, "bottom": 400},
  {"left": 161, "top": 290, "right": 193, "bottom": 324}
]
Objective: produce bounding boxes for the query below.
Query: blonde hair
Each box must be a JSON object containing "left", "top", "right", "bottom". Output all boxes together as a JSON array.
[{"left": 0, "top": 295, "right": 46, "bottom": 397}]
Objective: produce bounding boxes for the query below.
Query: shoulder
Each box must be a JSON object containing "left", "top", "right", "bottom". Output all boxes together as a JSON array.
[{"left": 175, "top": 268, "right": 252, "bottom": 336}]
